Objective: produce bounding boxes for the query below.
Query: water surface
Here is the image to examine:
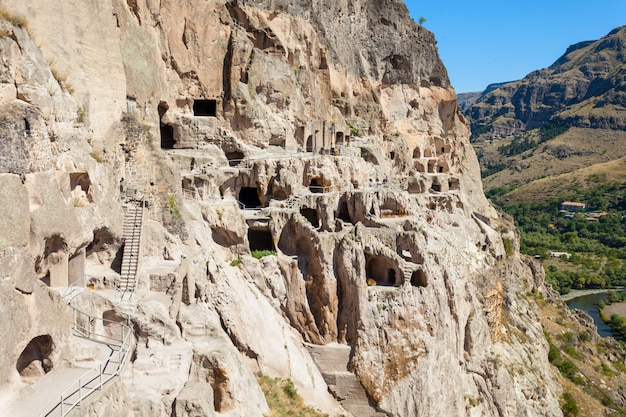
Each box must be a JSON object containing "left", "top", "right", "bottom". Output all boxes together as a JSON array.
[{"left": 566, "top": 292, "right": 613, "bottom": 337}]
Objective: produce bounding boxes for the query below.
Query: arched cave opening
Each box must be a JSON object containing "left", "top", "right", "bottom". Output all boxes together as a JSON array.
[
  {"left": 158, "top": 102, "right": 175, "bottom": 149},
  {"left": 411, "top": 269, "right": 428, "bottom": 287},
  {"left": 70, "top": 172, "right": 91, "bottom": 194},
  {"left": 248, "top": 228, "right": 275, "bottom": 252},
  {"left": 309, "top": 178, "right": 323, "bottom": 193},
  {"left": 44, "top": 234, "right": 66, "bottom": 258},
  {"left": 300, "top": 208, "right": 320, "bottom": 228},
  {"left": 225, "top": 150, "right": 244, "bottom": 167},
  {"left": 389, "top": 151, "right": 395, "bottom": 161},
  {"left": 306, "top": 135, "right": 313, "bottom": 152},
  {"left": 413, "top": 147, "right": 421, "bottom": 159},
  {"left": 336, "top": 132, "right": 344, "bottom": 146},
  {"left": 239, "top": 187, "right": 262, "bottom": 209},
  {"left": 366, "top": 255, "right": 400, "bottom": 287},
  {"left": 16, "top": 335, "right": 54, "bottom": 382},
  {"left": 337, "top": 199, "right": 353, "bottom": 224},
  {"left": 193, "top": 99, "right": 217, "bottom": 117}
]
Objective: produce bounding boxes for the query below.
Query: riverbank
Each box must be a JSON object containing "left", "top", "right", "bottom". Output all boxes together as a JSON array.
[{"left": 561, "top": 288, "right": 614, "bottom": 301}]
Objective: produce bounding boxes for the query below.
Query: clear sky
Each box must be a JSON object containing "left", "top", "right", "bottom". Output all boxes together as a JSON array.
[{"left": 404, "top": 0, "right": 626, "bottom": 93}]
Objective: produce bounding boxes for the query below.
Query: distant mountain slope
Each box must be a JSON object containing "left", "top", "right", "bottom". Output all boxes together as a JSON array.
[{"left": 467, "top": 25, "right": 626, "bottom": 141}]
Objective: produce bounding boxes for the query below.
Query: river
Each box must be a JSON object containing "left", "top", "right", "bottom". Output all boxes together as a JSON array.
[{"left": 565, "top": 292, "right": 614, "bottom": 337}]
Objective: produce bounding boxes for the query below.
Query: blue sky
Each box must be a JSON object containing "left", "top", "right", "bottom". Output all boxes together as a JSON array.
[{"left": 404, "top": 0, "right": 626, "bottom": 93}]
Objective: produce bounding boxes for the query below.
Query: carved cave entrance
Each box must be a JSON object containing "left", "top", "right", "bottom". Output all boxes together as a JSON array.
[
  {"left": 193, "top": 99, "right": 217, "bottom": 117},
  {"left": 239, "top": 187, "right": 262, "bottom": 209},
  {"left": 309, "top": 178, "right": 323, "bottom": 193},
  {"left": 159, "top": 103, "right": 175, "bottom": 149},
  {"left": 306, "top": 135, "right": 313, "bottom": 152},
  {"left": 248, "top": 228, "right": 275, "bottom": 252},
  {"left": 226, "top": 151, "right": 244, "bottom": 167},
  {"left": 411, "top": 269, "right": 428, "bottom": 287},
  {"left": 366, "top": 255, "right": 400, "bottom": 286},
  {"left": 16, "top": 335, "right": 54, "bottom": 383},
  {"left": 336, "top": 199, "right": 353, "bottom": 224},
  {"left": 300, "top": 208, "right": 320, "bottom": 228}
]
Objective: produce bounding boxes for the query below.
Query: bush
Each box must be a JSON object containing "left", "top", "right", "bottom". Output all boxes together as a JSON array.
[
  {"left": 230, "top": 258, "right": 241, "bottom": 267},
  {"left": 561, "top": 392, "right": 579, "bottom": 416}
]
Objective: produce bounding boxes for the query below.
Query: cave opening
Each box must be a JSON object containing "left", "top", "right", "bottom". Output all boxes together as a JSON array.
[
  {"left": 309, "top": 178, "right": 322, "bottom": 193},
  {"left": 193, "top": 99, "right": 217, "bottom": 117},
  {"left": 300, "top": 208, "right": 320, "bottom": 228},
  {"left": 336, "top": 132, "right": 344, "bottom": 147},
  {"left": 366, "top": 255, "right": 399, "bottom": 286},
  {"left": 16, "top": 335, "right": 54, "bottom": 382},
  {"left": 248, "top": 229, "right": 275, "bottom": 252},
  {"left": 158, "top": 103, "right": 175, "bottom": 149},
  {"left": 337, "top": 199, "right": 353, "bottom": 224},
  {"left": 239, "top": 187, "right": 262, "bottom": 209},
  {"left": 306, "top": 135, "right": 313, "bottom": 152},
  {"left": 411, "top": 269, "right": 428, "bottom": 287},
  {"left": 225, "top": 150, "right": 244, "bottom": 167}
]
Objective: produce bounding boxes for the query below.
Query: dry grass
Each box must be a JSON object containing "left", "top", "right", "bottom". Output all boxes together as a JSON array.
[
  {"left": 538, "top": 299, "right": 626, "bottom": 416},
  {"left": 480, "top": 127, "right": 626, "bottom": 192},
  {"left": 0, "top": 6, "right": 28, "bottom": 29},
  {"left": 499, "top": 156, "right": 626, "bottom": 204},
  {"left": 255, "top": 372, "right": 330, "bottom": 417}
]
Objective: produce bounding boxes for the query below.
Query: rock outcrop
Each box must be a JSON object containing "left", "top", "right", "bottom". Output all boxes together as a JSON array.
[
  {"left": 467, "top": 25, "right": 626, "bottom": 141},
  {"left": 0, "top": 1, "right": 563, "bottom": 416}
]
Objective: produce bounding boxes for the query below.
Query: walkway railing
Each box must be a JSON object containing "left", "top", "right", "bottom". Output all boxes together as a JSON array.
[{"left": 38, "top": 306, "right": 132, "bottom": 417}]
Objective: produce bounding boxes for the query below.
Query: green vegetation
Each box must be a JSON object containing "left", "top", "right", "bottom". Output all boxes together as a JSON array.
[
  {"left": 540, "top": 119, "right": 573, "bottom": 142},
  {"left": 251, "top": 249, "right": 276, "bottom": 259},
  {"left": 255, "top": 372, "right": 330, "bottom": 417},
  {"left": 230, "top": 258, "right": 241, "bottom": 267},
  {"left": 418, "top": 16, "right": 427, "bottom": 26},
  {"left": 561, "top": 392, "right": 579, "bottom": 417},
  {"left": 346, "top": 122, "right": 360, "bottom": 137},
  {"left": 498, "top": 135, "right": 538, "bottom": 157},
  {"left": 496, "top": 179, "right": 626, "bottom": 293}
]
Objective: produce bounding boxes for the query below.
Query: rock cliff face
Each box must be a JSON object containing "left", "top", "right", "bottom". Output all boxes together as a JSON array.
[
  {"left": 467, "top": 25, "right": 626, "bottom": 141},
  {"left": 0, "top": 1, "right": 562, "bottom": 416}
]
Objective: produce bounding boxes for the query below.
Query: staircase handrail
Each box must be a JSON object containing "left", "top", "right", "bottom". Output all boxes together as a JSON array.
[{"left": 38, "top": 305, "right": 133, "bottom": 417}]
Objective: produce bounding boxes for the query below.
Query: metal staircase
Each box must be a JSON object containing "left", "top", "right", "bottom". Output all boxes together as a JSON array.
[{"left": 119, "top": 201, "right": 144, "bottom": 300}]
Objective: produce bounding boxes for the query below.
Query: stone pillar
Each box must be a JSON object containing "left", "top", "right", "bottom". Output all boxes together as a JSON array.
[
  {"left": 49, "top": 254, "right": 69, "bottom": 287},
  {"left": 68, "top": 248, "right": 85, "bottom": 287}
]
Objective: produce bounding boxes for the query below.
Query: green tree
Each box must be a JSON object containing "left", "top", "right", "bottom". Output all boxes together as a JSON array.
[{"left": 418, "top": 16, "right": 427, "bottom": 25}]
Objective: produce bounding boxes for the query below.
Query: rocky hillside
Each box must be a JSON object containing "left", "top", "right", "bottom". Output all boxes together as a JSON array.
[
  {"left": 468, "top": 25, "right": 626, "bottom": 141},
  {"left": 0, "top": 1, "right": 565, "bottom": 416}
]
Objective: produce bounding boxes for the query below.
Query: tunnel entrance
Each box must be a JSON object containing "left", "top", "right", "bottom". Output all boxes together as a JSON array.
[
  {"left": 16, "top": 335, "right": 54, "bottom": 383},
  {"left": 239, "top": 187, "right": 262, "bottom": 209},
  {"left": 193, "top": 99, "right": 217, "bottom": 117},
  {"left": 248, "top": 229, "right": 275, "bottom": 252},
  {"left": 306, "top": 135, "right": 313, "bottom": 152}
]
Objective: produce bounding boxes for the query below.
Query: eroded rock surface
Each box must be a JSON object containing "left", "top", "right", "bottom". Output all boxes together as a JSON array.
[{"left": 0, "top": 1, "right": 562, "bottom": 416}]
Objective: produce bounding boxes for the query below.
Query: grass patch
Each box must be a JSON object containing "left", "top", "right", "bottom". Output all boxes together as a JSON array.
[
  {"left": 255, "top": 372, "right": 329, "bottom": 417},
  {"left": 251, "top": 249, "right": 276, "bottom": 259},
  {"left": 230, "top": 258, "right": 241, "bottom": 267}
]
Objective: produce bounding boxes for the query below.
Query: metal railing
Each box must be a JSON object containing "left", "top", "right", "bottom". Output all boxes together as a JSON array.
[{"left": 38, "top": 306, "right": 132, "bottom": 417}]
